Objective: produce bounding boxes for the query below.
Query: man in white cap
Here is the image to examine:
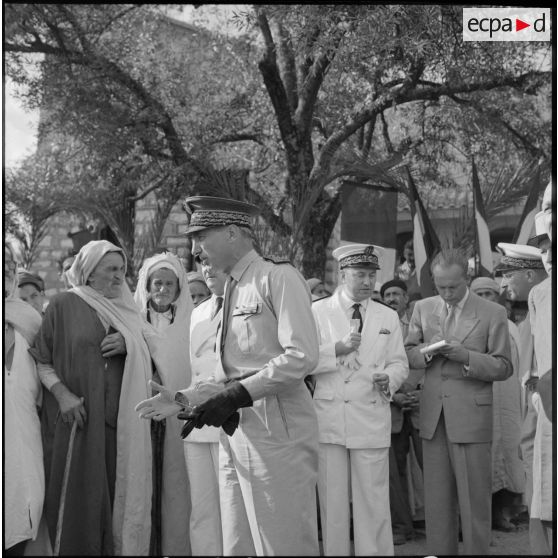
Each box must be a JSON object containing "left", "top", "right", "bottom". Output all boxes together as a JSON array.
[
  {"left": 311, "top": 243, "right": 408, "bottom": 555},
  {"left": 470, "top": 277, "right": 524, "bottom": 531},
  {"left": 494, "top": 242, "right": 547, "bottom": 522},
  {"left": 525, "top": 181, "right": 553, "bottom": 554},
  {"left": 405, "top": 248, "right": 512, "bottom": 555},
  {"left": 136, "top": 196, "right": 320, "bottom": 556}
]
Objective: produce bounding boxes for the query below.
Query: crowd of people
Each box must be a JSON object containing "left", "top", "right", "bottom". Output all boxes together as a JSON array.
[{"left": 4, "top": 182, "right": 553, "bottom": 556}]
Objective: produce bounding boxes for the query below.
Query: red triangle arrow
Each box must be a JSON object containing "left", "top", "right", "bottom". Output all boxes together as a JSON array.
[{"left": 516, "top": 18, "right": 530, "bottom": 31}]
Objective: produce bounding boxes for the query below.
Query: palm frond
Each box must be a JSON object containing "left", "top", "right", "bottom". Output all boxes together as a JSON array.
[
  {"left": 320, "top": 145, "right": 404, "bottom": 190},
  {"left": 196, "top": 164, "right": 250, "bottom": 200},
  {"left": 483, "top": 158, "right": 544, "bottom": 220}
]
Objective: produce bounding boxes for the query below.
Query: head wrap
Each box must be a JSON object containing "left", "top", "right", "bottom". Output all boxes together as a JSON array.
[
  {"left": 134, "top": 252, "right": 193, "bottom": 327},
  {"left": 306, "top": 277, "right": 322, "bottom": 292},
  {"left": 66, "top": 240, "right": 126, "bottom": 288},
  {"left": 470, "top": 277, "right": 501, "bottom": 295},
  {"left": 186, "top": 270, "right": 207, "bottom": 286},
  {"left": 18, "top": 271, "right": 45, "bottom": 292}
]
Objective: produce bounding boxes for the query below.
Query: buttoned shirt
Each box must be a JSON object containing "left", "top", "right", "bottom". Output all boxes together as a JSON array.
[
  {"left": 444, "top": 288, "right": 470, "bottom": 323},
  {"left": 218, "top": 249, "right": 319, "bottom": 401},
  {"left": 338, "top": 289, "right": 369, "bottom": 322}
]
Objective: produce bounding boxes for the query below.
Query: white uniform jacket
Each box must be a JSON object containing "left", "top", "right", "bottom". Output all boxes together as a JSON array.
[
  {"left": 311, "top": 290, "right": 408, "bottom": 449},
  {"left": 187, "top": 295, "right": 221, "bottom": 443}
]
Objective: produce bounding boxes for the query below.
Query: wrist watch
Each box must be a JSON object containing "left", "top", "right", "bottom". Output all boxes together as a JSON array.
[
  {"left": 462, "top": 364, "right": 471, "bottom": 377},
  {"left": 174, "top": 391, "right": 189, "bottom": 408}
]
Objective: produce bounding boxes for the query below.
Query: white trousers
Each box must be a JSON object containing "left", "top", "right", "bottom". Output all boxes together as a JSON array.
[
  {"left": 318, "top": 443, "right": 393, "bottom": 556},
  {"left": 183, "top": 441, "right": 222, "bottom": 556}
]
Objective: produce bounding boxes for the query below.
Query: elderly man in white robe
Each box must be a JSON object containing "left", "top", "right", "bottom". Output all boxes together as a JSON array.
[
  {"left": 311, "top": 243, "right": 408, "bottom": 556},
  {"left": 134, "top": 252, "right": 193, "bottom": 555}
]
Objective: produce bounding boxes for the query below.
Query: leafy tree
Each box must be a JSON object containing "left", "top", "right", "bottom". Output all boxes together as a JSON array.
[
  {"left": 228, "top": 4, "right": 551, "bottom": 274},
  {"left": 5, "top": 4, "right": 552, "bottom": 278}
]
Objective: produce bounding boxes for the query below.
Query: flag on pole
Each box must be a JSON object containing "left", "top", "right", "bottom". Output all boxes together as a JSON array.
[
  {"left": 512, "top": 166, "right": 541, "bottom": 244},
  {"left": 471, "top": 159, "right": 493, "bottom": 277},
  {"left": 404, "top": 167, "right": 441, "bottom": 297}
]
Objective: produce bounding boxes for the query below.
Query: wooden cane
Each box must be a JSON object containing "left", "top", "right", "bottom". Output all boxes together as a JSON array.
[{"left": 54, "top": 420, "right": 78, "bottom": 556}]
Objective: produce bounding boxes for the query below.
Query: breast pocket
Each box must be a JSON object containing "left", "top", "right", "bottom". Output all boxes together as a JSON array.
[{"left": 231, "top": 302, "right": 263, "bottom": 353}]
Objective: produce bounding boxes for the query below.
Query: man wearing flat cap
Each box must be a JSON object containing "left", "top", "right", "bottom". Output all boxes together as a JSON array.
[
  {"left": 18, "top": 271, "right": 47, "bottom": 315},
  {"left": 495, "top": 242, "right": 547, "bottom": 526},
  {"left": 381, "top": 278, "right": 424, "bottom": 545},
  {"left": 525, "top": 181, "right": 553, "bottom": 554},
  {"left": 137, "top": 196, "right": 321, "bottom": 555},
  {"left": 311, "top": 243, "right": 408, "bottom": 555},
  {"left": 405, "top": 248, "right": 512, "bottom": 555}
]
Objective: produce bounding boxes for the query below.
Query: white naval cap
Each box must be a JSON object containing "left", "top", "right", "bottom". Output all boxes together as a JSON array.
[
  {"left": 495, "top": 242, "right": 544, "bottom": 275},
  {"left": 332, "top": 243, "right": 381, "bottom": 270}
]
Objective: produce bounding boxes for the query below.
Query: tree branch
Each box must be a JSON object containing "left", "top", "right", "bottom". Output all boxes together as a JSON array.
[
  {"left": 363, "top": 116, "right": 376, "bottom": 158},
  {"left": 245, "top": 186, "right": 292, "bottom": 238},
  {"left": 295, "top": 29, "right": 345, "bottom": 139},
  {"left": 255, "top": 8, "right": 300, "bottom": 184},
  {"left": 276, "top": 22, "right": 298, "bottom": 112},
  {"left": 210, "top": 133, "right": 263, "bottom": 145},
  {"left": 379, "top": 112, "right": 394, "bottom": 154}
]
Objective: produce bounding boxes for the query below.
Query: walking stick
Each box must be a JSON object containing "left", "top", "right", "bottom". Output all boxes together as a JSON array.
[{"left": 54, "top": 420, "right": 78, "bottom": 556}]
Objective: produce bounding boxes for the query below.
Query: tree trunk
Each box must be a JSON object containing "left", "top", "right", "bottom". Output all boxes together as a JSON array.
[{"left": 297, "top": 192, "right": 341, "bottom": 278}]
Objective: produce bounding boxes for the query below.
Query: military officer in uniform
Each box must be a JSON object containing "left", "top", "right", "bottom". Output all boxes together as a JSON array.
[
  {"left": 311, "top": 243, "right": 409, "bottom": 555},
  {"left": 136, "top": 196, "right": 320, "bottom": 556}
]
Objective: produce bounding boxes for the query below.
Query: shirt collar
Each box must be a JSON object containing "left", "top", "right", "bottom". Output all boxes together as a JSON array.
[
  {"left": 448, "top": 288, "right": 469, "bottom": 311},
  {"left": 400, "top": 311, "right": 410, "bottom": 326},
  {"left": 230, "top": 249, "right": 260, "bottom": 283},
  {"left": 339, "top": 287, "right": 369, "bottom": 312}
]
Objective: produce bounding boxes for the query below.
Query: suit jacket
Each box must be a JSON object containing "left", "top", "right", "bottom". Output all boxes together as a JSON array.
[
  {"left": 187, "top": 295, "right": 221, "bottom": 443},
  {"left": 405, "top": 291, "right": 512, "bottom": 444},
  {"left": 311, "top": 290, "right": 409, "bottom": 449}
]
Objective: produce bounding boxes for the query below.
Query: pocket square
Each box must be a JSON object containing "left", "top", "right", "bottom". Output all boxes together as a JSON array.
[{"left": 379, "top": 328, "right": 391, "bottom": 335}]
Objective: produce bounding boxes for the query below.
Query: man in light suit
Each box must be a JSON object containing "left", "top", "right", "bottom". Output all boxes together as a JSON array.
[
  {"left": 311, "top": 243, "right": 409, "bottom": 556},
  {"left": 405, "top": 248, "right": 512, "bottom": 555},
  {"left": 183, "top": 262, "right": 226, "bottom": 555}
]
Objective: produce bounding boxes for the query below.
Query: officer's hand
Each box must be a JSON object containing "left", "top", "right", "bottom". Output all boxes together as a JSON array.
[
  {"left": 194, "top": 382, "right": 252, "bottom": 429},
  {"left": 335, "top": 332, "right": 361, "bottom": 356},
  {"left": 182, "top": 380, "right": 225, "bottom": 407},
  {"left": 101, "top": 332, "right": 126, "bottom": 357},
  {"left": 439, "top": 340, "right": 469, "bottom": 365}
]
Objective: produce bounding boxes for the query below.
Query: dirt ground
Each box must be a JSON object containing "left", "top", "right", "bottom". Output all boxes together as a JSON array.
[{"left": 395, "top": 522, "right": 531, "bottom": 556}]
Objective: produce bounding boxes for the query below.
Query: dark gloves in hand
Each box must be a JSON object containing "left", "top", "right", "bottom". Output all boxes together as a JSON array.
[
  {"left": 194, "top": 381, "right": 252, "bottom": 428},
  {"left": 179, "top": 411, "right": 240, "bottom": 438},
  {"left": 178, "top": 382, "right": 252, "bottom": 438}
]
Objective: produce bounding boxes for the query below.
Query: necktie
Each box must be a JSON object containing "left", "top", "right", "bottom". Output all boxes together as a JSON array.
[
  {"left": 211, "top": 296, "right": 223, "bottom": 320},
  {"left": 444, "top": 304, "right": 456, "bottom": 338},
  {"left": 220, "top": 277, "right": 237, "bottom": 354},
  {"left": 351, "top": 303, "right": 363, "bottom": 333}
]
